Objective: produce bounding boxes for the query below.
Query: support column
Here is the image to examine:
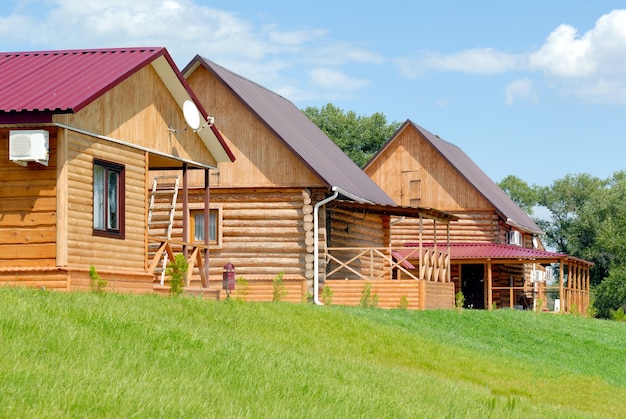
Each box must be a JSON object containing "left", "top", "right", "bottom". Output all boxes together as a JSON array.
[
  {"left": 487, "top": 261, "right": 493, "bottom": 310},
  {"left": 182, "top": 163, "right": 189, "bottom": 258},
  {"left": 203, "top": 168, "right": 210, "bottom": 286}
]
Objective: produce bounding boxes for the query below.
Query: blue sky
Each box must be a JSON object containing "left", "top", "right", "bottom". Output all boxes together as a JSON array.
[{"left": 2, "top": 1, "right": 625, "bottom": 186}]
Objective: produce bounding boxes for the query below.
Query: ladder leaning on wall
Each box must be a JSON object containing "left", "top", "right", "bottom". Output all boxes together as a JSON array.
[{"left": 147, "top": 175, "right": 180, "bottom": 286}]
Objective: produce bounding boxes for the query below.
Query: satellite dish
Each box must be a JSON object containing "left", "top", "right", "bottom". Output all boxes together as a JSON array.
[{"left": 183, "top": 100, "right": 201, "bottom": 130}]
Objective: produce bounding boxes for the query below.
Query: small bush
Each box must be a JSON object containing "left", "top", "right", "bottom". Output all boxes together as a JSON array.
[
  {"left": 166, "top": 254, "right": 187, "bottom": 296},
  {"left": 235, "top": 277, "right": 249, "bottom": 301},
  {"left": 321, "top": 284, "right": 333, "bottom": 305},
  {"left": 397, "top": 295, "right": 409, "bottom": 310},
  {"left": 359, "top": 282, "right": 378, "bottom": 308},
  {"left": 610, "top": 307, "right": 626, "bottom": 322},
  {"left": 89, "top": 265, "right": 107, "bottom": 293},
  {"left": 455, "top": 291, "right": 465, "bottom": 312},
  {"left": 272, "top": 272, "right": 287, "bottom": 302}
]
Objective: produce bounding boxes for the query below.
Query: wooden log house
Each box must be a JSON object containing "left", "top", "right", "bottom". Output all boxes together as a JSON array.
[
  {"left": 364, "top": 120, "right": 592, "bottom": 313},
  {"left": 0, "top": 48, "right": 235, "bottom": 295},
  {"left": 181, "top": 57, "right": 459, "bottom": 308}
]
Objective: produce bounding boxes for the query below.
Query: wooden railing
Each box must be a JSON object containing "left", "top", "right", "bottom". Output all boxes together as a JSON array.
[
  {"left": 148, "top": 240, "right": 209, "bottom": 288},
  {"left": 325, "top": 247, "right": 450, "bottom": 282}
]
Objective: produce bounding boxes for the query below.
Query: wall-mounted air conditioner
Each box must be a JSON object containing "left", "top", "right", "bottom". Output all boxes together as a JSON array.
[
  {"left": 9, "top": 130, "right": 49, "bottom": 166},
  {"left": 508, "top": 230, "right": 522, "bottom": 246},
  {"left": 532, "top": 270, "right": 545, "bottom": 283}
]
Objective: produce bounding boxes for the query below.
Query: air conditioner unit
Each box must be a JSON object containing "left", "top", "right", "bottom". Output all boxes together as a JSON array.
[
  {"left": 545, "top": 266, "right": 554, "bottom": 281},
  {"left": 9, "top": 130, "right": 49, "bottom": 166},
  {"left": 508, "top": 230, "right": 522, "bottom": 246},
  {"left": 533, "top": 270, "right": 545, "bottom": 283}
]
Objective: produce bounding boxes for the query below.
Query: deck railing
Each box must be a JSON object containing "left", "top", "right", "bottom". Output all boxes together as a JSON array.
[
  {"left": 148, "top": 239, "right": 209, "bottom": 288},
  {"left": 325, "top": 247, "right": 450, "bottom": 282}
]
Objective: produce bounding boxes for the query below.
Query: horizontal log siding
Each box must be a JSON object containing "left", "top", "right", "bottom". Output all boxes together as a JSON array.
[
  {"left": 323, "top": 279, "right": 422, "bottom": 309},
  {"left": 422, "top": 281, "right": 455, "bottom": 309},
  {"left": 66, "top": 131, "right": 146, "bottom": 272},
  {"left": 0, "top": 128, "right": 57, "bottom": 268},
  {"left": 0, "top": 269, "right": 68, "bottom": 290},
  {"left": 327, "top": 208, "right": 389, "bottom": 280},
  {"left": 390, "top": 210, "right": 506, "bottom": 246},
  {"left": 181, "top": 188, "right": 313, "bottom": 279},
  {"left": 207, "top": 278, "right": 306, "bottom": 303}
]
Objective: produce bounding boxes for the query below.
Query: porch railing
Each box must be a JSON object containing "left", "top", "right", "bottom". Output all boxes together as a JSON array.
[
  {"left": 148, "top": 239, "right": 209, "bottom": 288},
  {"left": 325, "top": 247, "right": 450, "bottom": 282}
]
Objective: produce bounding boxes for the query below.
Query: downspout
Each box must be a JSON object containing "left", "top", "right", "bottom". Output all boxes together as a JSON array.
[{"left": 313, "top": 188, "right": 340, "bottom": 305}]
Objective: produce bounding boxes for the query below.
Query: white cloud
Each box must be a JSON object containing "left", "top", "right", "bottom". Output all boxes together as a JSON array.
[
  {"left": 530, "top": 9, "right": 626, "bottom": 78},
  {"left": 395, "top": 48, "right": 523, "bottom": 78},
  {"left": 310, "top": 67, "right": 370, "bottom": 92},
  {"left": 505, "top": 78, "right": 538, "bottom": 106},
  {"left": 422, "top": 48, "right": 522, "bottom": 75},
  {"left": 529, "top": 24, "right": 595, "bottom": 77},
  {"left": 395, "top": 9, "right": 626, "bottom": 105}
]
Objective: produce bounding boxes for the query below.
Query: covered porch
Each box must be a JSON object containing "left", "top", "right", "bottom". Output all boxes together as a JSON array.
[
  {"left": 397, "top": 242, "right": 592, "bottom": 314},
  {"left": 319, "top": 200, "right": 459, "bottom": 309}
]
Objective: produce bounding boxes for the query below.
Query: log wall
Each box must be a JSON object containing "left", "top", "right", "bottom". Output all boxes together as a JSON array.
[
  {"left": 0, "top": 128, "right": 58, "bottom": 269},
  {"left": 65, "top": 130, "right": 147, "bottom": 272},
  {"left": 390, "top": 210, "right": 507, "bottom": 246},
  {"left": 180, "top": 187, "right": 324, "bottom": 283},
  {"left": 326, "top": 207, "right": 389, "bottom": 280}
]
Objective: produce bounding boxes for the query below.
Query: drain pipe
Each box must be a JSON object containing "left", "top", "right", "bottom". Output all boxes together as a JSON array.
[
  {"left": 313, "top": 187, "right": 340, "bottom": 305},
  {"left": 313, "top": 186, "right": 372, "bottom": 305}
]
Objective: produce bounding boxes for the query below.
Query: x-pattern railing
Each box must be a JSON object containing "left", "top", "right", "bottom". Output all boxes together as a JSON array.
[
  {"left": 148, "top": 239, "right": 209, "bottom": 288},
  {"left": 326, "top": 247, "right": 450, "bottom": 282}
]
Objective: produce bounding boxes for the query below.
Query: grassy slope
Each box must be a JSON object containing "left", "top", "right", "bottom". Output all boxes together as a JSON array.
[{"left": 0, "top": 287, "right": 624, "bottom": 418}]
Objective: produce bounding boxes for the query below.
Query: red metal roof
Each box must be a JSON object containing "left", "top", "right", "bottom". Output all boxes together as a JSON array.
[
  {"left": 397, "top": 242, "right": 591, "bottom": 264},
  {"left": 0, "top": 47, "right": 167, "bottom": 114}
]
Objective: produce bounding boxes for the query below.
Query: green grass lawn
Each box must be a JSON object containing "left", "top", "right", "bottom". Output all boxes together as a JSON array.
[{"left": 0, "top": 287, "right": 624, "bottom": 418}]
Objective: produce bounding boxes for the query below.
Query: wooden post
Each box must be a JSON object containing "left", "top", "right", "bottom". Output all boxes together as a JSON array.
[
  {"left": 559, "top": 261, "right": 565, "bottom": 313},
  {"left": 182, "top": 163, "right": 189, "bottom": 258},
  {"left": 487, "top": 261, "right": 493, "bottom": 310},
  {"left": 203, "top": 168, "right": 210, "bottom": 287}
]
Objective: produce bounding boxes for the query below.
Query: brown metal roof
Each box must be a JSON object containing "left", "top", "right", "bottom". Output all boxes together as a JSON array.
[
  {"left": 182, "top": 56, "right": 396, "bottom": 206},
  {"left": 398, "top": 242, "right": 592, "bottom": 265},
  {"left": 329, "top": 199, "right": 459, "bottom": 222},
  {"left": 365, "top": 120, "right": 542, "bottom": 234}
]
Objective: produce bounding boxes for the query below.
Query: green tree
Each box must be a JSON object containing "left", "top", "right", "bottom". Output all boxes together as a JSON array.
[
  {"left": 498, "top": 175, "right": 539, "bottom": 215},
  {"left": 536, "top": 173, "right": 606, "bottom": 257},
  {"left": 593, "top": 266, "right": 626, "bottom": 319},
  {"left": 302, "top": 103, "right": 401, "bottom": 167}
]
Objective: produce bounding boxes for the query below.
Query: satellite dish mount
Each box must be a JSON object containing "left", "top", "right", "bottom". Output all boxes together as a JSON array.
[{"left": 183, "top": 100, "right": 214, "bottom": 133}]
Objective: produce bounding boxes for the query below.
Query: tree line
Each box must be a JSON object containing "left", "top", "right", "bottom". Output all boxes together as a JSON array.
[{"left": 303, "top": 103, "right": 626, "bottom": 319}]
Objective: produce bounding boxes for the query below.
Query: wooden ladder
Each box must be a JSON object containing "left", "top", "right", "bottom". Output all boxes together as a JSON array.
[{"left": 148, "top": 175, "right": 180, "bottom": 285}]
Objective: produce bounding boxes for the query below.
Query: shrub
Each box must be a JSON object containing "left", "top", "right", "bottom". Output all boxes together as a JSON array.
[
  {"left": 89, "top": 265, "right": 107, "bottom": 293},
  {"left": 397, "top": 295, "right": 409, "bottom": 310},
  {"left": 359, "top": 282, "right": 378, "bottom": 308},
  {"left": 235, "top": 277, "right": 249, "bottom": 301},
  {"left": 455, "top": 291, "right": 465, "bottom": 312},
  {"left": 321, "top": 284, "right": 333, "bottom": 305},
  {"left": 272, "top": 271, "right": 287, "bottom": 302},
  {"left": 166, "top": 254, "right": 187, "bottom": 296}
]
